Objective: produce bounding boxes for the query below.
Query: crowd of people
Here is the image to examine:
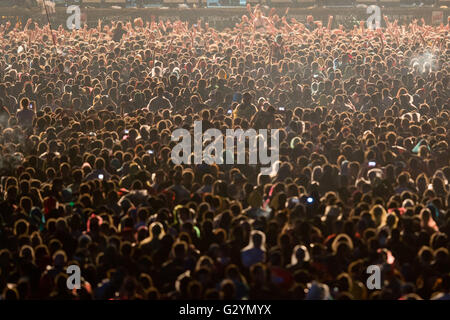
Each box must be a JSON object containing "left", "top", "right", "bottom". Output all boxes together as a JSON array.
[{"left": 0, "top": 5, "right": 449, "bottom": 300}]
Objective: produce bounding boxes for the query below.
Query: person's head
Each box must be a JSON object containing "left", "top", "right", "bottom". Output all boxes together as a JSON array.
[
  {"left": 251, "top": 230, "right": 265, "bottom": 249},
  {"left": 95, "top": 157, "right": 105, "bottom": 170},
  {"left": 291, "top": 245, "right": 310, "bottom": 265},
  {"left": 220, "top": 279, "right": 236, "bottom": 300},
  {"left": 20, "top": 98, "right": 30, "bottom": 110},
  {"left": 243, "top": 92, "right": 252, "bottom": 104},
  {"left": 172, "top": 241, "right": 187, "bottom": 260}
]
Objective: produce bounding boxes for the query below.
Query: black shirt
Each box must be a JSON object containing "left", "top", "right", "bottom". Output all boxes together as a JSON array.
[{"left": 113, "top": 28, "right": 127, "bottom": 42}]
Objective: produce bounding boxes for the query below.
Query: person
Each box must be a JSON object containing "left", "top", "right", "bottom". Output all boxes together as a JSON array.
[
  {"left": 241, "top": 230, "right": 266, "bottom": 268},
  {"left": 147, "top": 86, "right": 173, "bottom": 112},
  {"left": 0, "top": 84, "right": 18, "bottom": 114},
  {"left": 16, "top": 98, "right": 35, "bottom": 128},
  {"left": 305, "top": 15, "right": 317, "bottom": 32},
  {"left": 112, "top": 21, "right": 127, "bottom": 42},
  {"left": 166, "top": 171, "right": 190, "bottom": 204},
  {"left": 0, "top": 98, "right": 11, "bottom": 127},
  {"left": 252, "top": 7, "right": 268, "bottom": 33},
  {"left": 234, "top": 92, "right": 257, "bottom": 120}
]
